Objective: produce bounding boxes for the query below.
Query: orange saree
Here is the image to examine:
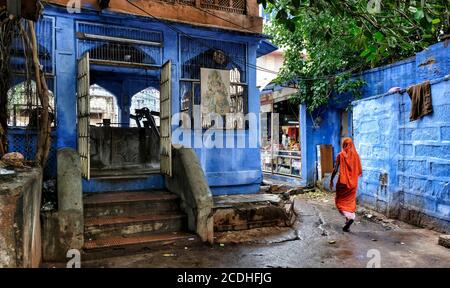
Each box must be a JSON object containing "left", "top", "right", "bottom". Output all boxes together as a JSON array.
[{"left": 335, "top": 138, "right": 362, "bottom": 215}]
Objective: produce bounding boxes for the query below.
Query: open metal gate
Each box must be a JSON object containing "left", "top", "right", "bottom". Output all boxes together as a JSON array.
[
  {"left": 77, "top": 52, "right": 91, "bottom": 179},
  {"left": 160, "top": 60, "right": 172, "bottom": 177}
]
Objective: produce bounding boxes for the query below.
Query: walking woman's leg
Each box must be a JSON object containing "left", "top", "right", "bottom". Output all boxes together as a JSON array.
[{"left": 342, "top": 211, "right": 355, "bottom": 232}]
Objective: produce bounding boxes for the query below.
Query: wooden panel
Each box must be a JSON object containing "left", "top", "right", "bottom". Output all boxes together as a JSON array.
[
  {"left": 318, "top": 144, "right": 333, "bottom": 179},
  {"left": 77, "top": 52, "right": 90, "bottom": 179},
  {"left": 160, "top": 60, "right": 172, "bottom": 177}
]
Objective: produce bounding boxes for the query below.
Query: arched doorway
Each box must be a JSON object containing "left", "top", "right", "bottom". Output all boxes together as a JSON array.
[
  {"left": 77, "top": 55, "right": 163, "bottom": 177},
  {"left": 129, "top": 87, "right": 160, "bottom": 128},
  {"left": 89, "top": 84, "right": 119, "bottom": 126},
  {"left": 6, "top": 81, "right": 57, "bottom": 177},
  {"left": 7, "top": 80, "right": 55, "bottom": 127}
]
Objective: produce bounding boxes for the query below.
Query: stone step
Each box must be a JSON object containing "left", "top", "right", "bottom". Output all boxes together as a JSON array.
[
  {"left": 84, "top": 214, "right": 186, "bottom": 239},
  {"left": 80, "top": 232, "right": 201, "bottom": 261},
  {"left": 90, "top": 167, "right": 160, "bottom": 178},
  {"left": 83, "top": 191, "right": 180, "bottom": 218},
  {"left": 89, "top": 174, "right": 157, "bottom": 180},
  {"left": 212, "top": 194, "right": 293, "bottom": 232},
  {"left": 89, "top": 167, "right": 160, "bottom": 180}
]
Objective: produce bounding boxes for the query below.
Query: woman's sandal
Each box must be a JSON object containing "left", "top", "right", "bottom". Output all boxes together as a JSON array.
[{"left": 343, "top": 219, "right": 354, "bottom": 232}]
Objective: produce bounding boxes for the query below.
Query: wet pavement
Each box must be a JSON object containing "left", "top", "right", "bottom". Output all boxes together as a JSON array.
[{"left": 81, "top": 191, "right": 450, "bottom": 268}]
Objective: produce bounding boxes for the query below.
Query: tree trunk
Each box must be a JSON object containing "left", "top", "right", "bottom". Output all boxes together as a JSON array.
[{"left": 27, "top": 20, "right": 51, "bottom": 167}]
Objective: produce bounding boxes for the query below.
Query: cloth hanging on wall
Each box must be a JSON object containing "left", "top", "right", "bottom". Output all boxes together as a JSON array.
[{"left": 407, "top": 80, "right": 433, "bottom": 121}]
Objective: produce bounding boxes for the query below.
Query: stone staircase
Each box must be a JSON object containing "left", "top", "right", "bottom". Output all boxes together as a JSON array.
[{"left": 82, "top": 190, "right": 199, "bottom": 259}]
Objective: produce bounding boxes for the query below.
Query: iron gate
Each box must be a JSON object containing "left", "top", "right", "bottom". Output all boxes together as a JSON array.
[
  {"left": 160, "top": 60, "right": 172, "bottom": 177},
  {"left": 77, "top": 52, "right": 90, "bottom": 179}
]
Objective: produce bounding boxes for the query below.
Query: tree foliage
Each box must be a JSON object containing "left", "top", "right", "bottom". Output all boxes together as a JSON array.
[{"left": 260, "top": 0, "right": 449, "bottom": 113}]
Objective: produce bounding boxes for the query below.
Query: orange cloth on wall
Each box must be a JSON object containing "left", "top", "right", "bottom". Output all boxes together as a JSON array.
[{"left": 335, "top": 138, "right": 362, "bottom": 213}]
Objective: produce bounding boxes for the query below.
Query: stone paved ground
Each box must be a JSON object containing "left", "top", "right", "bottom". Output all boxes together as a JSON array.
[{"left": 71, "top": 190, "right": 450, "bottom": 268}]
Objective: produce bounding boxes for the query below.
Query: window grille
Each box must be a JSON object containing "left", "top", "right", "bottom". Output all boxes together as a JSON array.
[
  {"left": 178, "top": 0, "right": 196, "bottom": 5},
  {"left": 200, "top": 0, "right": 246, "bottom": 15},
  {"left": 179, "top": 36, "right": 248, "bottom": 129},
  {"left": 77, "top": 22, "right": 162, "bottom": 42},
  {"left": 157, "top": 0, "right": 196, "bottom": 6},
  {"left": 180, "top": 35, "right": 247, "bottom": 82},
  {"left": 7, "top": 78, "right": 55, "bottom": 128},
  {"left": 76, "top": 22, "right": 163, "bottom": 68},
  {"left": 7, "top": 129, "right": 57, "bottom": 177},
  {"left": 10, "top": 16, "right": 54, "bottom": 74}
]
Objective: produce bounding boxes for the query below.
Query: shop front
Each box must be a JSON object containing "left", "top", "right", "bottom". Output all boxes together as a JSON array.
[{"left": 260, "top": 86, "right": 304, "bottom": 184}]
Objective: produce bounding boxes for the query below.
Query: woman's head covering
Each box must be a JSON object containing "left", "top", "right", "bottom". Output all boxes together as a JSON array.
[{"left": 338, "top": 137, "right": 362, "bottom": 189}]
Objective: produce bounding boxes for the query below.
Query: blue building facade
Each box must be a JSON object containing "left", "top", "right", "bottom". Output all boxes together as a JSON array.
[{"left": 8, "top": 3, "right": 275, "bottom": 196}]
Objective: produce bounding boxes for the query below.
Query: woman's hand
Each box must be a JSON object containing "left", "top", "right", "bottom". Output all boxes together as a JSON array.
[{"left": 329, "top": 180, "right": 334, "bottom": 191}]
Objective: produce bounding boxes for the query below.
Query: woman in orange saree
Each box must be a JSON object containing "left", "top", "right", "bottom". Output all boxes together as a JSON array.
[{"left": 330, "top": 137, "right": 362, "bottom": 232}]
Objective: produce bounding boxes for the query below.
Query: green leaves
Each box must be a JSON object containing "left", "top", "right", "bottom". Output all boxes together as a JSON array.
[
  {"left": 432, "top": 18, "right": 441, "bottom": 24},
  {"left": 263, "top": 0, "right": 448, "bottom": 113},
  {"left": 414, "top": 9, "right": 425, "bottom": 20},
  {"left": 360, "top": 45, "right": 375, "bottom": 57},
  {"left": 408, "top": 6, "right": 418, "bottom": 13},
  {"left": 373, "top": 31, "right": 384, "bottom": 42}
]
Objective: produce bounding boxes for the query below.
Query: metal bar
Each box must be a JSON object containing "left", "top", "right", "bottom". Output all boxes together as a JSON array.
[
  {"left": 275, "top": 149, "right": 301, "bottom": 153},
  {"left": 270, "top": 154, "right": 301, "bottom": 160},
  {"left": 290, "top": 158, "right": 293, "bottom": 175},
  {"left": 76, "top": 32, "right": 163, "bottom": 47},
  {"left": 264, "top": 171, "right": 302, "bottom": 179},
  {"left": 270, "top": 107, "right": 274, "bottom": 174},
  {"left": 13, "top": 105, "right": 17, "bottom": 127},
  {"left": 275, "top": 155, "right": 278, "bottom": 173},
  {"left": 180, "top": 78, "right": 248, "bottom": 86},
  {"left": 11, "top": 71, "right": 55, "bottom": 77},
  {"left": 89, "top": 59, "right": 161, "bottom": 69}
]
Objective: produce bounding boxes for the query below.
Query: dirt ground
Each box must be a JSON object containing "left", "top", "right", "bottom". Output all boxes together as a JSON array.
[{"left": 79, "top": 190, "right": 450, "bottom": 268}]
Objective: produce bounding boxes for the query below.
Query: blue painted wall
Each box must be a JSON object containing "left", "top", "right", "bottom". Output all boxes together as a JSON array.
[
  {"left": 304, "top": 41, "right": 450, "bottom": 229},
  {"left": 7, "top": 129, "right": 57, "bottom": 177},
  {"left": 303, "top": 104, "right": 342, "bottom": 185},
  {"left": 40, "top": 5, "right": 267, "bottom": 195},
  {"left": 303, "top": 41, "right": 450, "bottom": 190},
  {"left": 352, "top": 89, "right": 401, "bottom": 210},
  {"left": 353, "top": 76, "right": 450, "bottom": 229}
]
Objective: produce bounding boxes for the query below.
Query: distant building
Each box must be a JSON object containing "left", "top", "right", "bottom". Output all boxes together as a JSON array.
[{"left": 89, "top": 84, "right": 119, "bottom": 126}]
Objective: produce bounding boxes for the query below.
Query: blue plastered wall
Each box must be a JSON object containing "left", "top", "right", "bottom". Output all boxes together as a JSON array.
[
  {"left": 353, "top": 77, "right": 450, "bottom": 231},
  {"left": 353, "top": 92, "right": 401, "bottom": 212},
  {"left": 303, "top": 105, "right": 342, "bottom": 185},
  {"left": 397, "top": 79, "right": 450, "bottom": 228},
  {"left": 350, "top": 40, "right": 450, "bottom": 230},
  {"left": 42, "top": 5, "right": 265, "bottom": 195}
]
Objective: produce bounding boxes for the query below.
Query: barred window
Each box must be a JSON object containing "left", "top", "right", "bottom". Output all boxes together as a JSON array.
[
  {"left": 10, "top": 17, "right": 54, "bottom": 74},
  {"left": 179, "top": 36, "right": 248, "bottom": 129},
  {"left": 7, "top": 81, "right": 55, "bottom": 128},
  {"left": 76, "top": 21, "right": 162, "bottom": 68}
]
